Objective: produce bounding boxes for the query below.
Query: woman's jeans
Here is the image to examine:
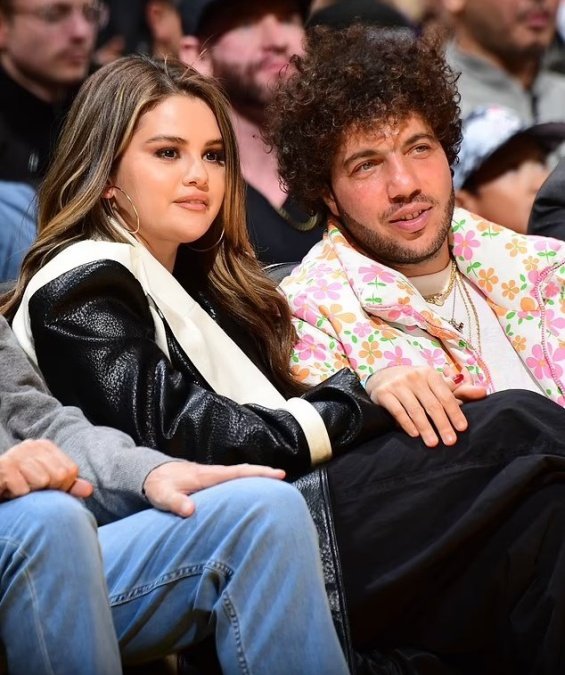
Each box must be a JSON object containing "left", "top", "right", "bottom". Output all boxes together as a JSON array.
[{"left": 0, "top": 477, "right": 349, "bottom": 675}]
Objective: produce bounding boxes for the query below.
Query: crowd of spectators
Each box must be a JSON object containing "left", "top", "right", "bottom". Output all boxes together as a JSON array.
[{"left": 2, "top": 0, "right": 565, "bottom": 274}]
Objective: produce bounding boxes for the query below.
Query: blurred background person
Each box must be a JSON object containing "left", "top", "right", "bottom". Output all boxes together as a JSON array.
[
  {"left": 309, "top": 0, "right": 450, "bottom": 38},
  {"left": 309, "top": 0, "right": 334, "bottom": 11},
  {"left": 543, "top": 0, "right": 565, "bottom": 73},
  {"left": 143, "top": 0, "right": 183, "bottom": 57},
  {"left": 93, "top": 0, "right": 185, "bottom": 64},
  {"left": 443, "top": 0, "right": 565, "bottom": 123},
  {"left": 307, "top": 0, "right": 415, "bottom": 31},
  {"left": 91, "top": 0, "right": 126, "bottom": 67},
  {"left": 453, "top": 105, "right": 565, "bottom": 233},
  {"left": 0, "top": 0, "right": 100, "bottom": 280},
  {"left": 0, "top": 0, "right": 100, "bottom": 185}
]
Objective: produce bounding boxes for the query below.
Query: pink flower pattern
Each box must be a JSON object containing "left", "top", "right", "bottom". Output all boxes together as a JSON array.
[
  {"left": 294, "top": 334, "right": 327, "bottom": 362},
  {"left": 309, "top": 280, "right": 342, "bottom": 301},
  {"left": 353, "top": 322, "right": 372, "bottom": 338},
  {"left": 544, "top": 281, "right": 560, "bottom": 298},
  {"left": 421, "top": 348, "right": 445, "bottom": 368},
  {"left": 452, "top": 230, "right": 480, "bottom": 260},
  {"left": 545, "top": 309, "right": 565, "bottom": 336},
  {"left": 294, "top": 294, "right": 321, "bottom": 325},
  {"left": 383, "top": 346, "right": 413, "bottom": 367},
  {"left": 525, "top": 345, "right": 546, "bottom": 379},
  {"left": 358, "top": 265, "right": 395, "bottom": 284},
  {"left": 535, "top": 238, "right": 561, "bottom": 253}
]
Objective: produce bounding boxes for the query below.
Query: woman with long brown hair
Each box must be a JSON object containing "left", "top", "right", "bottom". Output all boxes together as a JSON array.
[{"left": 3, "top": 55, "right": 385, "bottom": 476}]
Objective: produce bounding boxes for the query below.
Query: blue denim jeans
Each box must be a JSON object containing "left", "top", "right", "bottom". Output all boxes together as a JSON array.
[
  {"left": 0, "top": 477, "right": 349, "bottom": 675},
  {"left": 0, "top": 181, "right": 37, "bottom": 282}
]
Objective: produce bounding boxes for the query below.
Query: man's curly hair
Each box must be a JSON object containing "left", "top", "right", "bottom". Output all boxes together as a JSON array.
[{"left": 267, "top": 25, "right": 462, "bottom": 215}]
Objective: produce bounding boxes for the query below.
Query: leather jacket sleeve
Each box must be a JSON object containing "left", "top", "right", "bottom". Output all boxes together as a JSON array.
[{"left": 27, "top": 260, "right": 394, "bottom": 476}]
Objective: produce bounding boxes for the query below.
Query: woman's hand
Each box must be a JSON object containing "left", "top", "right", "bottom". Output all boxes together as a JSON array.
[{"left": 365, "top": 366, "right": 487, "bottom": 447}]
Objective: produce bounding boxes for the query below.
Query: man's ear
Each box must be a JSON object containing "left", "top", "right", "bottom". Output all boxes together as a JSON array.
[
  {"left": 323, "top": 187, "right": 340, "bottom": 219},
  {"left": 454, "top": 188, "right": 478, "bottom": 212},
  {"left": 179, "top": 36, "right": 213, "bottom": 76}
]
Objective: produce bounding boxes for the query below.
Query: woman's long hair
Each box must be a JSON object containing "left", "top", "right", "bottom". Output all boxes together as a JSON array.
[{"left": 1, "top": 55, "right": 305, "bottom": 396}]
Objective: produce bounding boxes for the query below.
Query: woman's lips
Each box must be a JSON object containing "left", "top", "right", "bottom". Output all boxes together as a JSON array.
[{"left": 175, "top": 199, "right": 208, "bottom": 212}]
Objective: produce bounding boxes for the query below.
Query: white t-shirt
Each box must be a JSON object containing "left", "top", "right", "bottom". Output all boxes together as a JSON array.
[{"left": 409, "top": 263, "right": 543, "bottom": 395}]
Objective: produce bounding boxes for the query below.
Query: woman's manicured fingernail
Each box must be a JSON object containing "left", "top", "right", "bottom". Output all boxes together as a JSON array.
[{"left": 452, "top": 374, "right": 464, "bottom": 385}]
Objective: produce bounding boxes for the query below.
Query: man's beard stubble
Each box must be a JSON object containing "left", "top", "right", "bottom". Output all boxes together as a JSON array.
[
  {"left": 212, "top": 58, "right": 273, "bottom": 113},
  {"left": 338, "top": 189, "right": 456, "bottom": 270}
]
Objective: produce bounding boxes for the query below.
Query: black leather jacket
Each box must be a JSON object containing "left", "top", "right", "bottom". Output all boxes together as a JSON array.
[{"left": 25, "top": 259, "right": 394, "bottom": 668}]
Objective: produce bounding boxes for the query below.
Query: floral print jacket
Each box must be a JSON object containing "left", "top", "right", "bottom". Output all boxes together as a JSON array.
[{"left": 280, "top": 208, "right": 565, "bottom": 404}]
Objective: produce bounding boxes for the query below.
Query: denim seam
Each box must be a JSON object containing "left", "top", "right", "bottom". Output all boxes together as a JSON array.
[
  {"left": 108, "top": 560, "right": 233, "bottom": 606},
  {"left": 0, "top": 537, "right": 56, "bottom": 675},
  {"left": 222, "top": 590, "right": 250, "bottom": 675}
]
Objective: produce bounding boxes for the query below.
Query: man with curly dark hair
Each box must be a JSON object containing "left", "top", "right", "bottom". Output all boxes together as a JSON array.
[
  {"left": 270, "top": 25, "right": 462, "bottom": 218},
  {"left": 264, "top": 25, "right": 565, "bottom": 674},
  {"left": 273, "top": 24, "right": 565, "bottom": 451}
]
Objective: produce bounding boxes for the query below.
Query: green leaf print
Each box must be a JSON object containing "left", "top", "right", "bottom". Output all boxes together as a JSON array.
[
  {"left": 466, "top": 261, "right": 481, "bottom": 277},
  {"left": 481, "top": 227, "right": 501, "bottom": 239}
]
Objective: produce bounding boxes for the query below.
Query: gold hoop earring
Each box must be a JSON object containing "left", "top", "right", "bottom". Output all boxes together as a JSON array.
[
  {"left": 187, "top": 229, "right": 225, "bottom": 253},
  {"left": 106, "top": 185, "right": 140, "bottom": 235}
]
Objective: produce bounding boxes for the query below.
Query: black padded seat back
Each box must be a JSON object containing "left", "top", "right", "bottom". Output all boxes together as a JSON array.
[{"left": 264, "top": 261, "right": 300, "bottom": 285}]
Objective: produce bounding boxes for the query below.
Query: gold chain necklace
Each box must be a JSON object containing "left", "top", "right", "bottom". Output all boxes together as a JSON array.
[
  {"left": 423, "top": 259, "right": 457, "bottom": 306},
  {"left": 447, "top": 272, "right": 464, "bottom": 332},
  {"left": 421, "top": 259, "right": 482, "bottom": 352},
  {"left": 452, "top": 272, "right": 482, "bottom": 353}
]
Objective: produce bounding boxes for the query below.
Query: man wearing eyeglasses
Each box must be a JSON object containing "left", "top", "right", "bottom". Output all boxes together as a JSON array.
[{"left": 0, "top": 0, "right": 100, "bottom": 186}]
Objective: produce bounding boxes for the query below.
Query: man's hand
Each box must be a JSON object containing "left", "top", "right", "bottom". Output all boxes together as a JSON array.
[
  {"left": 143, "top": 461, "right": 286, "bottom": 517},
  {"left": 366, "top": 365, "right": 487, "bottom": 447},
  {"left": 0, "top": 440, "right": 93, "bottom": 499}
]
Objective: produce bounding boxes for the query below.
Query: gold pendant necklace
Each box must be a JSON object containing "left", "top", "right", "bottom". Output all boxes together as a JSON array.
[{"left": 423, "top": 259, "right": 457, "bottom": 307}]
